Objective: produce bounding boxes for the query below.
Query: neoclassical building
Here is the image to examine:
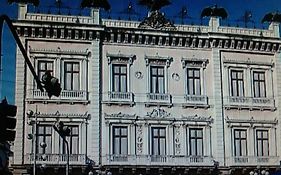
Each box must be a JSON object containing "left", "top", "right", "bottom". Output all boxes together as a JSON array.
[{"left": 11, "top": 2, "right": 281, "bottom": 175}]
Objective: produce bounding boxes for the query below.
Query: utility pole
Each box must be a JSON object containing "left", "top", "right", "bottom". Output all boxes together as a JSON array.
[{"left": 0, "top": 54, "right": 2, "bottom": 99}]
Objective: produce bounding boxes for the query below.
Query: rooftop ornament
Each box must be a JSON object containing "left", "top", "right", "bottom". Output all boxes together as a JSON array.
[
  {"left": 7, "top": 0, "right": 39, "bottom": 6},
  {"left": 200, "top": 4, "right": 228, "bottom": 19},
  {"left": 138, "top": 0, "right": 175, "bottom": 30},
  {"left": 138, "top": 0, "right": 171, "bottom": 11},
  {"left": 262, "top": 11, "right": 281, "bottom": 23},
  {"left": 80, "top": 0, "right": 111, "bottom": 11}
]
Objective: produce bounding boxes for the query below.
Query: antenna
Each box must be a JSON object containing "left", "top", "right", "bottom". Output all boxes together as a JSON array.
[
  {"left": 120, "top": 1, "right": 139, "bottom": 20},
  {"left": 173, "top": 6, "right": 191, "bottom": 24},
  {"left": 237, "top": 10, "right": 254, "bottom": 27}
]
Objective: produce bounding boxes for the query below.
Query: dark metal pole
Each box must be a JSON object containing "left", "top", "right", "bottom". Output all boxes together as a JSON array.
[
  {"left": 64, "top": 139, "right": 69, "bottom": 175},
  {"left": 0, "top": 15, "right": 44, "bottom": 92}
]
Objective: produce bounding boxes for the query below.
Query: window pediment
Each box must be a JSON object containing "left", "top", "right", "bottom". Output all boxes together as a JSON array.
[
  {"left": 181, "top": 57, "right": 208, "bottom": 68},
  {"left": 145, "top": 54, "right": 173, "bottom": 67},
  {"left": 107, "top": 52, "right": 136, "bottom": 65}
]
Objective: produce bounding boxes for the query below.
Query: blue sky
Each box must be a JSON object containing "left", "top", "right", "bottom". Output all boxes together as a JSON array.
[{"left": 0, "top": 0, "right": 280, "bottom": 104}]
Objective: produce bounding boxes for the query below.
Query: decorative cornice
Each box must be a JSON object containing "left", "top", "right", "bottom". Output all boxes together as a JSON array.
[
  {"left": 181, "top": 115, "right": 213, "bottom": 123},
  {"left": 29, "top": 47, "right": 90, "bottom": 56},
  {"left": 225, "top": 116, "right": 278, "bottom": 126},
  {"left": 35, "top": 111, "right": 90, "bottom": 119},
  {"left": 223, "top": 58, "right": 274, "bottom": 67},
  {"left": 146, "top": 108, "right": 171, "bottom": 118},
  {"left": 104, "top": 112, "right": 137, "bottom": 119}
]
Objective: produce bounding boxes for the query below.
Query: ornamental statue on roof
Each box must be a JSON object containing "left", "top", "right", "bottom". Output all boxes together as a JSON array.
[{"left": 138, "top": 0, "right": 176, "bottom": 30}]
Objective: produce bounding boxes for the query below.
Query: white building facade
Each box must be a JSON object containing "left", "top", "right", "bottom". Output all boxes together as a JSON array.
[{"left": 12, "top": 3, "right": 281, "bottom": 175}]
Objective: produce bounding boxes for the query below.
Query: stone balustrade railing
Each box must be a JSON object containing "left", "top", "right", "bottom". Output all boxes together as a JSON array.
[
  {"left": 103, "top": 154, "right": 214, "bottom": 166},
  {"left": 228, "top": 156, "right": 279, "bottom": 166},
  {"left": 25, "top": 13, "right": 94, "bottom": 24},
  {"left": 25, "top": 153, "right": 86, "bottom": 165}
]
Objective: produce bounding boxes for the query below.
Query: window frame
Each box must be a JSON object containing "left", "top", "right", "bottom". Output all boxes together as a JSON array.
[
  {"left": 151, "top": 127, "right": 166, "bottom": 156},
  {"left": 111, "top": 64, "right": 128, "bottom": 93},
  {"left": 36, "top": 125, "right": 53, "bottom": 154},
  {"left": 63, "top": 61, "right": 80, "bottom": 91},
  {"left": 252, "top": 71, "right": 266, "bottom": 98},
  {"left": 256, "top": 129, "right": 269, "bottom": 156},
  {"left": 188, "top": 128, "right": 204, "bottom": 156},
  {"left": 150, "top": 65, "right": 165, "bottom": 94},
  {"left": 233, "top": 129, "right": 248, "bottom": 157},
  {"left": 186, "top": 68, "right": 201, "bottom": 95},
  {"left": 112, "top": 126, "right": 128, "bottom": 155},
  {"left": 230, "top": 69, "right": 244, "bottom": 97},
  {"left": 59, "top": 125, "right": 79, "bottom": 154}
]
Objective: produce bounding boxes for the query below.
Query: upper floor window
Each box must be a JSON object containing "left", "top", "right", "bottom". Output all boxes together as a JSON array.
[
  {"left": 151, "top": 127, "right": 166, "bottom": 155},
  {"left": 38, "top": 61, "right": 53, "bottom": 80},
  {"left": 113, "top": 126, "right": 128, "bottom": 155},
  {"left": 253, "top": 71, "right": 266, "bottom": 98},
  {"left": 230, "top": 70, "right": 244, "bottom": 97},
  {"left": 234, "top": 129, "right": 247, "bottom": 156},
  {"left": 187, "top": 68, "right": 201, "bottom": 95},
  {"left": 189, "top": 128, "right": 203, "bottom": 156},
  {"left": 64, "top": 62, "right": 80, "bottom": 91},
  {"left": 150, "top": 66, "right": 165, "bottom": 94},
  {"left": 256, "top": 130, "right": 269, "bottom": 156},
  {"left": 60, "top": 125, "right": 79, "bottom": 154},
  {"left": 112, "top": 64, "right": 127, "bottom": 92},
  {"left": 37, "top": 125, "right": 52, "bottom": 154}
]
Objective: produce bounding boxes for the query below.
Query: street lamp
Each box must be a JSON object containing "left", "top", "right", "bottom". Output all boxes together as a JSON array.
[{"left": 27, "top": 110, "right": 37, "bottom": 175}]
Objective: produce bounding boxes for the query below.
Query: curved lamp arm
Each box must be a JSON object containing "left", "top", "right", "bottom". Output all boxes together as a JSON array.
[{"left": 0, "top": 15, "right": 44, "bottom": 92}]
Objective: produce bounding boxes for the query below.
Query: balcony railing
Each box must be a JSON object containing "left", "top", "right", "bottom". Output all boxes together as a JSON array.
[
  {"left": 228, "top": 156, "right": 279, "bottom": 166},
  {"left": 225, "top": 96, "right": 275, "bottom": 110},
  {"left": 29, "top": 89, "right": 88, "bottom": 102},
  {"left": 183, "top": 95, "right": 208, "bottom": 107},
  {"left": 25, "top": 154, "right": 86, "bottom": 165},
  {"left": 103, "top": 155, "right": 214, "bottom": 166},
  {"left": 103, "top": 91, "right": 134, "bottom": 105},
  {"left": 146, "top": 93, "right": 172, "bottom": 106}
]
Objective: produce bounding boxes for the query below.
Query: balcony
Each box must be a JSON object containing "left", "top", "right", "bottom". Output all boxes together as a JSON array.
[
  {"left": 27, "top": 89, "right": 88, "bottom": 103},
  {"left": 103, "top": 91, "right": 134, "bottom": 106},
  {"left": 224, "top": 96, "right": 275, "bottom": 110},
  {"left": 103, "top": 155, "right": 214, "bottom": 166},
  {"left": 228, "top": 156, "right": 279, "bottom": 166},
  {"left": 25, "top": 154, "right": 86, "bottom": 165},
  {"left": 183, "top": 95, "right": 209, "bottom": 108},
  {"left": 145, "top": 93, "right": 172, "bottom": 107}
]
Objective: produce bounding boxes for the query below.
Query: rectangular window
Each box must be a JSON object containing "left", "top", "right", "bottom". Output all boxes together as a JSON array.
[
  {"left": 37, "top": 125, "right": 52, "bottom": 154},
  {"left": 230, "top": 70, "right": 244, "bottom": 97},
  {"left": 64, "top": 62, "right": 80, "bottom": 90},
  {"left": 234, "top": 129, "right": 247, "bottom": 156},
  {"left": 113, "top": 126, "right": 128, "bottom": 155},
  {"left": 112, "top": 64, "right": 127, "bottom": 92},
  {"left": 253, "top": 71, "right": 266, "bottom": 97},
  {"left": 150, "top": 66, "right": 165, "bottom": 93},
  {"left": 38, "top": 61, "right": 53, "bottom": 83},
  {"left": 151, "top": 127, "right": 166, "bottom": 155},
  {"left": 187, "top": 68, "right": 201, "bottom": 95},
  {"left": 189, "top": 128, "right": 203, "bottom": 156},
  {"left": 60, "top": 126, "right": 79, "bottom": 154},
  {"left": 256, "top": 130, "right": 269, "bottom": 156}
]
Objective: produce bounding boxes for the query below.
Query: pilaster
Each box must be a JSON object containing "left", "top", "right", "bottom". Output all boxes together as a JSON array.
[
  {"left": 211, "top": 48, "right": 225, "bottom": 165},
  {"left": 88, "top": 39, "right": 101, "bottom": 164}
]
